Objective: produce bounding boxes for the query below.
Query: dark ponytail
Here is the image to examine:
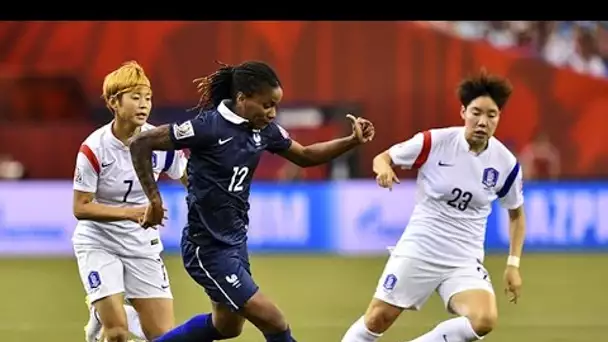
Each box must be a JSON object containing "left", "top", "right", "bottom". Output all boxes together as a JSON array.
[
  {"left": 190, "top": 60, "right": 281, "bottom": 113},
  {"left": 190, "top": 61, "right": 234, "bottom": 113}
]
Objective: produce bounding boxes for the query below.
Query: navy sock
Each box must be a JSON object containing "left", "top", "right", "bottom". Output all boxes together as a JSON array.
[
  {"left": 264, "top": 327, "right": 297, "bottom": 342},
  {"left": 154, "top": 313, "right": 224, "bottom": 342}
]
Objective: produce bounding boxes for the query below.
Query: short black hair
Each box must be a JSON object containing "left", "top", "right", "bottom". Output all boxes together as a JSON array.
[
  {"left": 191, "top": 60, "right": 281, "bottom": 112},
  {"left": 457, "top": 68, "right": 513, "bottom": 110}
]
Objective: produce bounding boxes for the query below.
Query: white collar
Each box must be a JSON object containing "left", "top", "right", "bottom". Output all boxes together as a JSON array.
[
  {"left": 459, "top": 126, "right": 492, "bottom": 155},
  {"left": 104, "top": 120, "right": 148, "bottom": 150},
  {"left": 218, "top": 100, "right": 248, "bottom": 125}
]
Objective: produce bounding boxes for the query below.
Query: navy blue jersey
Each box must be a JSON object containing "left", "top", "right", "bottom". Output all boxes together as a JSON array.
[{"left": 169, "top": 100, "right": 292, "bottom": 247}]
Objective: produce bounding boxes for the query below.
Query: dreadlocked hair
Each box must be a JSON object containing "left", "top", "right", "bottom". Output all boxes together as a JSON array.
[{"left": 190, "top": 60, "right": 281, "bottom": 113}]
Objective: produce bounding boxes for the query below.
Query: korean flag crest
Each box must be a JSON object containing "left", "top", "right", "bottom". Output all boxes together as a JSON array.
[{"left": 482, "top": 167, "right": 499, "bottom": 188}]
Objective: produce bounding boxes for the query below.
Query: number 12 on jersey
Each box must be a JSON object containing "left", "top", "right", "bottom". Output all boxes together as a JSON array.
[{"left": 228, "top": 166, "right": 249, "bottom": 192}]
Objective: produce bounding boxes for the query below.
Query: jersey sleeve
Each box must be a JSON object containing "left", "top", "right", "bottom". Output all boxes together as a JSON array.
[
  {"left": 387, "top": 131, "right": 431, "bottom": 169},
  {"left": 73, "top": 144, "right": 99, "bottom": 193},
  {"left": 497, "top": 161, "right": 524, "bottom": 209},
  {"left": 169, "top": 116, "right": 214, "bottom": 150},
  {"left": 265, "top": 123, "right": 293, "bottom": 154},
  {"left": 163, "top": 150, "right": 188, "bottom": 180}
]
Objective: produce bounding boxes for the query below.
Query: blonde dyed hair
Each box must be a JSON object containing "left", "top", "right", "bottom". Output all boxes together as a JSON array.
[{"left": 102, "top": 61, "right": 151, "bottom": 111}]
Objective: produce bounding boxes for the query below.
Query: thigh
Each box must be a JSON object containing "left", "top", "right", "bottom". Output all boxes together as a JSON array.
[
  {"left": 182, "top": 239, "right": 259, "bottom": 312},
  {"left": 74, "top": 246, "right": 125, "bottom": 303},
  {"left": 122, "top": 254, "right": 174, "bottom": 338},
  {"left": 122, "top": 255, "right": 173, "bottom": 300},
  {"left": 373, "top": 256, "right": 444, "bottom": 311},
  {"left": 437, "top": 261, "right": 496, "bottom": 314}
]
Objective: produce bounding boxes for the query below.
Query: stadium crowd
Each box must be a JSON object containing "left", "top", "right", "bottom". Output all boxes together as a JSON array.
[{"left": 421, "top": 21, "right": 608, "bottom": 79}]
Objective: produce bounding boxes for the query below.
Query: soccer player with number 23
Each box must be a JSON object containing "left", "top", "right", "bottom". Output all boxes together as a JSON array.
[{"left": 342, "top": 69, "right": 526, "bottom": 342}]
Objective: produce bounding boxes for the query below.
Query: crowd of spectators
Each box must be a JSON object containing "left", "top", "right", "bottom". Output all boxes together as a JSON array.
[{"left": 420, "top": 21, "right": 608, "bottom": 79}]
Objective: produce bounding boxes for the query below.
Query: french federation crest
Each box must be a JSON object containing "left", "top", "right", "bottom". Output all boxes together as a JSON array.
[
  {"left": 151, "top": 153, "right": 158, "bottom": 168},
  {"left": 482, "top": 167, "right": 499, "bottom": 188},
  {"left": 252, "top": 129, "right": 262, "bottom": 146}
]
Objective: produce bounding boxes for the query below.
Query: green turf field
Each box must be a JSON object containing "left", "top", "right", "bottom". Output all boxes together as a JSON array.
[{"left": 0, "top": 254, "right": 605, "bottom": 342}]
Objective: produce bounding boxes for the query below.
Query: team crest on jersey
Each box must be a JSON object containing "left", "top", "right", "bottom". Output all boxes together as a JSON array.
[
  {"left": 87, "top": 271, "right": 101, "bottom": 290},
  {"left": 151, "top": 153, "right": 158, "bottom": 168},
  {"left": 482, "top": 167, "right": 499, "bottom": 188},
  {"left": 252, "top": 129, "right": 262, "bottom": 146},
  {"left": 383, "top": 274, "right": 398, "bottom": 291}
]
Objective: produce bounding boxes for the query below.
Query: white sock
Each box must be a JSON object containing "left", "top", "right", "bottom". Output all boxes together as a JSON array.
[
  {"left": 124, "top": 305, "right": 146, "bottom": 340},
  {"left": 342, "top": 316, "right": 383, "bottom": 342},
  {"left": 408, "top": 316, "right": 481, "bottom": 342}
]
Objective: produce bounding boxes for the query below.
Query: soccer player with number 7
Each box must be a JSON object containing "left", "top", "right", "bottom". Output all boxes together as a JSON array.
[
  {"left": 72, "top": 61, "right": 188, "bottom": 342},
  {"left": 129, "top": 60, "right": 375, "bottom": 342},
  {"left": 342, "top": 69, "right": 526, "bottom": 342}
]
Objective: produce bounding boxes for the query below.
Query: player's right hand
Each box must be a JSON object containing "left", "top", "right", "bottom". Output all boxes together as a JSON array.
[
  {"left": 139, "top": 201, "right": 167, "bottom": 229},
  {"left": 375, "top": 166, "right": 400, "bottom": 191}
]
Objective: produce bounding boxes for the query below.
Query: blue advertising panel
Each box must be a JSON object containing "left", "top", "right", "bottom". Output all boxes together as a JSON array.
[{"left": 0, "top": 181, "right": 607, "bottom": 256}]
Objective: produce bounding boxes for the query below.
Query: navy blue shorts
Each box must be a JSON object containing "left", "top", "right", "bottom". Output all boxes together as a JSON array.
[{"left": 181, "top": 235, "right": 258, "bottom": 312}]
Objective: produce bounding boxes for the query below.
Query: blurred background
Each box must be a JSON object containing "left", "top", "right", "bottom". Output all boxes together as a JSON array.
[{"left": 1, "top": 21, "right": 607, "bottom": 341}]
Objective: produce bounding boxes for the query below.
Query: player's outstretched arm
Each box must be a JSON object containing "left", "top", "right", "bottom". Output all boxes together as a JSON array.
[
  {"left": 129, "top": 125, "right": 176, "bottom": 205},
  {"left": 278, "top": 114, "right": 375, "bottom": 167}
]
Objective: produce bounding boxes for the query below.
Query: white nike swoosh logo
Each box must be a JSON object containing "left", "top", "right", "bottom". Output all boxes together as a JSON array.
[{"left": 218, "top": 137, "right": 233, "bottom": 145}]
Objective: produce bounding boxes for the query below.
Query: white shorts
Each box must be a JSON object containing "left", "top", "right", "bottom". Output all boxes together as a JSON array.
[
  {"left": 373, "top": 255, "right": 494, "bottom": 311},
  {"left": 74, "top": 245, "right": 173, "bottom": 303}
]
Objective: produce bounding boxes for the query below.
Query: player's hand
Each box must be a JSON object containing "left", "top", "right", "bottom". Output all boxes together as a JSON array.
[
  {"left": 346, "top": 114, "right": 375, "bottom": 144},
  {"left": 503, "top": 266, "right": 522, "bottom": 304},
  {"left": 124, "top": 206, "right": 148, "bottom": 224},
  {"left": 139, "top": 200, "right": 167, "bottom": 229},
  {"left": 375, "top": 165, "right": 400, "bottom": 191}
]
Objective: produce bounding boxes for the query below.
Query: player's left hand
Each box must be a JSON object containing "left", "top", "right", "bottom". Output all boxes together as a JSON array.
[
  {"left": 503, "top": 266, "right": 522, "bottom": 304},
  {"left": 346, "top": 114, "right": 375, "bottom": 144},
  {"left": 139, "top": 200, "right": 167, "bottom": 229}
]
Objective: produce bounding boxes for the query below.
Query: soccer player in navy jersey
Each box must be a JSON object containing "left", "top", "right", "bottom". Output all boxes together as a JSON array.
[{"left": 129, "top": 60, "right": 375, "bottom": 342}]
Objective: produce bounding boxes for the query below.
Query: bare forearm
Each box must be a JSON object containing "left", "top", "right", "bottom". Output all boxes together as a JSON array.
[
  {"left": 129, "top": 125, "right": 175, "bottom": 203},
  {"left": 508, "top": 212, "right": 526, "bottom": 258},
  {"left": 74, "top": 203, "right": 132, "bottom": 222},
  {"left": 373, "top": 152, "right": 393, "bottom": 174},
  {"left": 299, "top": 135, "right": 359, "bottom": 167}
]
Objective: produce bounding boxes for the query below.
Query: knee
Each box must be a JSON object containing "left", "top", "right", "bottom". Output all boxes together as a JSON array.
[
  {"left": 104, "top": 326, "right": 130, "bottom": 342},
  {"left": 214, "top": 320, "right": 244, "bottom": 339},
  {"left": 243, "top": 294, "right": 288, "bottom": 333},
  {"left": 257, "top": 311, "right": 288, "bottom": 333},
  {"left": 142, "top": 323, "right": 174, "bottom": 340},
  {"left": 363, "top": 300, "right": 402, "bottom": 334},
  {"left": 467, "top": 311, "right": 498, "bottom": 336}
]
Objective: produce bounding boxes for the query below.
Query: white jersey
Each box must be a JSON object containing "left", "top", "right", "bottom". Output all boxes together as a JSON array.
[
  {"left": 388, "top": 126, "right": 524, "bottom": 266},
  {"left": 72, "top": 122, "right": 187, "bottom": 257}
]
